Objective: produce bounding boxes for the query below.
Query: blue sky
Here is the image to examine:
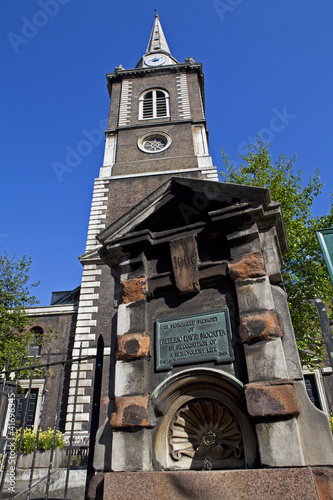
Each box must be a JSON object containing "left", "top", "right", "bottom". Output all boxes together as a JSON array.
[{"left": 1, "top": 0, "right": 332, "bottom": 305}]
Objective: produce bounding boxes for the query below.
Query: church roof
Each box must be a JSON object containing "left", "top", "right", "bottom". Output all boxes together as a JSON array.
[
  {"left": 135, "top": 12, "right": 179, "bottom": 68},
  {"left": 145, "top": 11, "right": 171, "bottom": 56}
]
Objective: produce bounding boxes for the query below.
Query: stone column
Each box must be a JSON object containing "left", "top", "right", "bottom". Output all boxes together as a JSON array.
[
  {"left": 109, "top": 257, "right": 154, "bottom": 471},
  {"left": 227, "top": 224, "right": 305, "bottom": 467}
]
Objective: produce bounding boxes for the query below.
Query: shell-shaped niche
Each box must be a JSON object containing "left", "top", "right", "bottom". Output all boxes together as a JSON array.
[{"left": 169, "top": 398, "right": 243, "bottom": 464}]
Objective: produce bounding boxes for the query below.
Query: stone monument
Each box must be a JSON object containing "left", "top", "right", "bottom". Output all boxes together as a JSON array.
[{"left": 92, "top": 177, "right": 333, "bottom": 499}]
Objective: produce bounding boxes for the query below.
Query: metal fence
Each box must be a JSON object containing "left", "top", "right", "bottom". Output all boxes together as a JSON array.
[{"left": 0, "top": 340, "right": 102, "bottom": 499}]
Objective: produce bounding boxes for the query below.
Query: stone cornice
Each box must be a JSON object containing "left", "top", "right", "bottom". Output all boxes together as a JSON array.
[
  {"left": 106, "top": 62, "right": 203, "bottom": 80},
  {"left": 97, "top": 177, "right": 288, "bottom": 270},
  {"left": 26, "top": 304, "right": 78, "bottom": 316},
  {"left": 106, "top": 63, "right": 204, "bottom": 101},
  {"left": 105, "top": 118, "right": 207, "bottom": 134}
]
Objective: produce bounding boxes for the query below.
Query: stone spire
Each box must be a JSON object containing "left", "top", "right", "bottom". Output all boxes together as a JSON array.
[
  {"left": 136, "top": 12, "right": 178, "bottom": 68},
  {"left": 145, "top": 10, "right": 171, "bottom": 55}
]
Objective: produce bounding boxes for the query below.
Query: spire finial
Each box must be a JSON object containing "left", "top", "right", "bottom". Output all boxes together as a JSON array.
[
  {"left": 144, "top": 11, "right": 170, "bottom": 55},
  {"left": 135, "top": 11, "right": 179, "bottom": 67}
]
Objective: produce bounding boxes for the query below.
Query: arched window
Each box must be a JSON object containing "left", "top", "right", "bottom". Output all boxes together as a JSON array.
[
  {"left": 28, "top": 327, "right": 43, "bottom": 357},
  {"left": 139, "top": 89, "right": 169, "bottom": 119}
]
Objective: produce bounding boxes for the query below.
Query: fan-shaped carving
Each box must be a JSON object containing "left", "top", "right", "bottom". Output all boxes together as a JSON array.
[{"left": 169, "top": 399, "right": 243, "bottom": 461}]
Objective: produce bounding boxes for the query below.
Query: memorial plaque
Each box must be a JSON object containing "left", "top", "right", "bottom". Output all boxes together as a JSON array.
[{"left": 155, "top": 309, "right": 233, "bottom": 371}]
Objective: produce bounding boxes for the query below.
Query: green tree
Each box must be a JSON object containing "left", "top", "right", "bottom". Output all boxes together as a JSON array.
[
  {"left": 0, "top": 252, "right": 40, "bottom": 370},
  {"left": 220, "top": 138, "right": 333, "bottom": 367}
]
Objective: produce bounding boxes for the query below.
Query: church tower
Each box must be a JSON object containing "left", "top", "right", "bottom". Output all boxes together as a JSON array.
[
  {"left": 66, "top": 14, "right": 333, "bottom": 498},
  {"left": 66, "top": 13, "right": 218, "bottom": 448},
  {"left": 100, "top": 12, "right": 218, "bottom": 183}
]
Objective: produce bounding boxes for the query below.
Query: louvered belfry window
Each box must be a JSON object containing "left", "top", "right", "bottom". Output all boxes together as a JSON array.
[
  {"left": 140, "top": 89, "right": 169, "bottom": 119},
  {"left": 156, "top": 90, "right": 167, "bottom": 116}
]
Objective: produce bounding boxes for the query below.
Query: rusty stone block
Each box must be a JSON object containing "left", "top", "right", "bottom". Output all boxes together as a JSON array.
[
  {"left": 239, "top": 310, "right": 283, "bottom": 343},
  {"left": 245, "top": 379, "right": 300, "bottom": 418},
  {"left": 110, "top": 396, "right": 150, "bottom": 428},
  {"left": 121, "top": 278, "right": 147, "bottom": 304},
  {"left": 116, "top": 333, "right": 150, "bottom": 360},
  {"left": 228, "top": 252, "right": 266, "bottom": 281}
]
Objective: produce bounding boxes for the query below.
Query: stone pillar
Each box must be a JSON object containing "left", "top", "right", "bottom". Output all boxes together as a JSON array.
[
  {"left": 109, "top": 259, "right": 154, "bottom": 471},
  {"left": 227, "top": 224, "right": 305, "bottom": 466}
]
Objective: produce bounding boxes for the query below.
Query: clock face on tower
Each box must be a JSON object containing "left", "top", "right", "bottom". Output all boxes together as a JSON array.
[{"left": 144, "top": 54, "right": 167, "bottom": 67}]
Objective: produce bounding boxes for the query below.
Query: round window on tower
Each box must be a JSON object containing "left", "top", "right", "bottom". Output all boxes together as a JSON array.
[{"left": 138, "top": 132, "right": 171, "bottom": 153}]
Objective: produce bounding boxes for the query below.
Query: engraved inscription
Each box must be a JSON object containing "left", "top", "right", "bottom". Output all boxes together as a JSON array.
[
  {"left": 172, "top": 250, "right": 197, "bottom": 270},
  {"left": 155, "top": 309, "right": 233, "bottom": 370},
  {"left": 169, "top": 236, "right": 200, "bottom": 293}
]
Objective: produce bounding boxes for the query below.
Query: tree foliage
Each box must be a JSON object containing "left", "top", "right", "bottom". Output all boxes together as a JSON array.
[
  {"left": 0, "top": 252, "right": 40, "bottom": 370},
  {"left": 220, "top": 138, "right": 333, "bottom": 367}
]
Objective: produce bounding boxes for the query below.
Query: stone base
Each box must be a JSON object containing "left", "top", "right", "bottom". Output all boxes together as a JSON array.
[{"left": 103, "top": 468, "right": 333, "bottom": 500}]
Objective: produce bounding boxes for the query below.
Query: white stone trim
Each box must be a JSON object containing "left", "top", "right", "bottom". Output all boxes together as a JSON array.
[
  {"left": 68, "top": 396, "right": 91, "bottom": 405},
  {"left": 26, "top": 305, "right": 77, "bottom": 316},
  {"left": 176, "top": 74, "right": 191, "bottom": 119},
  {"left": 67, "top": 404, "right": 84, "bottom": 413},
  {"left": 199, "top": 88, "right": 205, "bottom": 118},
  {"left": 74, "top": 341, "right": 89, "bottom": 348},
  {"left": 69, "top": 388, "right": 85, "bottom": 396},
  {"left": 85, "top": 179, "right": 109, "bottom": 253},
  {"left": 192, "top": 124, "right": 208, "bottom": 156},
  {"left": 75, "top": 327, "right": 93, "bottom": 334},
  {"left": 65, "top": 422, "right": 83, "bottom": 431},
  {"left": 66, "top": 413, "right": 90, "bottom": 422},
  {"left": 74, "top": 334, "right": 96, "bottom": 341},
  {"left": 206, "top": 172, "right": 219, "bottom": 181},
  {"left": 81, "top": 281, "right": 101, "bottom": 288},
  {"left": 80, "top": 288, "right": 98, "bottom": 295},
  {"left": 78, "top": 300, "right": 94, "bottom": 307},
  {"left": 78, "top": 294, "right": 99, "bottom": 301},
  {"left": 82, "top": 269, "right": 101, "bottom": 275},
  {"left": 70, "top": 371, "right": 87, "bottom": 379},
  {"left": 90, "top": 214, "right": 106, "bottom": 220},
  {"left": 70, "top": 379, "right": 92, "bottom": 387},
  {"left": 76, "top": 319, "right": 97, "bottom": 327},
  {"left": 77, "top": 313, "right": 92, "bottom": 320},
  {"left": 110, "top": 167, "right": 204, "bottom": 180},
  {"left": 118, "top": 80, "right": 132, "bottom": 126},
  {"left": 78, "top": 306, "right": 98, "bottom": 314}
]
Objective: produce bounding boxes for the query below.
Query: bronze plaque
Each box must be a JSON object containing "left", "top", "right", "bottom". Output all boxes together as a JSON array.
[{"left": 155, "top": 309, "right": 233, "bottom": 370}]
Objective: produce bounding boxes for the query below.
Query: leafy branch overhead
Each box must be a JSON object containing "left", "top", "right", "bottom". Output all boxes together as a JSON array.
[
  {"left": 0, "top": 252, "right": 40, "bottom": 370},
  {"left": 220, "top": 138, "right": 333, "bottom": 367}
]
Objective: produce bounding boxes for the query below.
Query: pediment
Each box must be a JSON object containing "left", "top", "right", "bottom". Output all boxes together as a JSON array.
[{"left": 97, "top": 177, "right": 286, "bottom": 252}]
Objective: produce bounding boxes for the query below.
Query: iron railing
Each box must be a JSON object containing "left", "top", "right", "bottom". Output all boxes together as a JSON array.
[{"left": 0, "top": 341, "right": 102, "bottom": 499}]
